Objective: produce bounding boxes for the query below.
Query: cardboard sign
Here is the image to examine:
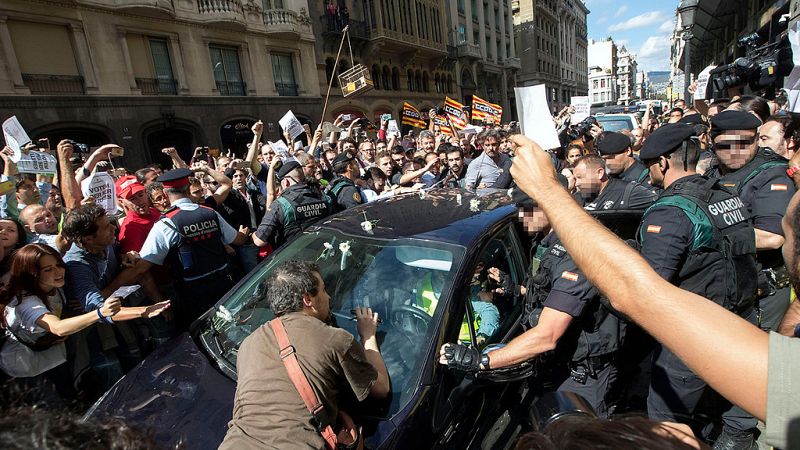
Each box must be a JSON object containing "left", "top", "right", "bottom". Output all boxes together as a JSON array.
[
  {"left": 694, "top": 65, "right": 717, "bottom": 101},
  {"left": 569, "top": 96, "right": 590, "bottom": 124},
  {"left": 2, "top": 116, "right": 30, "bottom": 162},
  {"left": 279, "top": 110, "right": 305, "bottom": 140},
  {"left": 515, "top": 85, "right": 561, "bottom": 150},
  {"left": 387, "top": 120, "right": 400, "bottom": 137},
  {"left": 17, "top": 151, "right": 57, "bottom": 174},
  {"left": 81, "top": 172, "right": 117, "bottom": 214}
]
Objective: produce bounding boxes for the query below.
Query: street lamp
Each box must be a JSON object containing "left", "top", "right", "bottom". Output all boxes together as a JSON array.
[{"left": 678, "top": 0, "right": 698, "bottom": 103}]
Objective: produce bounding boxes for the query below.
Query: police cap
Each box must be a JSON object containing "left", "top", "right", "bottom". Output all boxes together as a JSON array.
[
  {"left": 331, "top": 151, "right": 356, "bottom": 169},
  {"left": 639, "top": 123, "right": 696, "bottom": 161},
  {"left": 596, "top": 132, "right": 632, "bottom": 155},
  {"left": 157, "top": 168, "right": 193, "bottom": 189},
  {"left": 276, "top": 160, "right": 302, "bottom": 180},
  {"left": 678, "top": 113, "right": 707, "bottom": 126},
  {"left": 710, "top": 110, "right": 762, "bottom": 138}
]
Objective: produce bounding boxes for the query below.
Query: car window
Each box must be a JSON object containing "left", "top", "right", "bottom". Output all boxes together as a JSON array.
[
  {"left": 596, "top": 117, "right": 634, "bottom": 132},
  {"left": 458, "top": 227, "right": 525, "bottom": 350},
  {"left": 208, "top": 229, "right": 465, "bottom": 418}
]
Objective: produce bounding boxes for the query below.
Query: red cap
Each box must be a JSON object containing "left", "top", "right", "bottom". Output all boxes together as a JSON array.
[{"left": 115, "top": 175, "right": 146, "bottom": 200}]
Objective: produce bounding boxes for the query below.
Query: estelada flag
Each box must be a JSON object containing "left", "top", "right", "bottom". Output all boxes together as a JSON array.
[
  {"left": 433, "top": 115, "right": 453, "bottom": 136},
  {"left": 401, "top": 102, "right": 426, "bottom": 129},
  {"left": 443, "top": 97, "right": 466, "bottom": 120},
  {"left": 472, "top": 95, "right": 501, "bottom": 124}
]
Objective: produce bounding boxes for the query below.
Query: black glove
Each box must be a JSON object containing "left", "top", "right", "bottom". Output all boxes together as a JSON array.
[{"left": 442, "top": 343, "right": 481, "bottom": 373}]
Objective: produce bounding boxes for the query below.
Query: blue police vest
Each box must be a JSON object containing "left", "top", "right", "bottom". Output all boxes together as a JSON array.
[{"left": 164, "top": 205, "right": 227, "bottom": 281}]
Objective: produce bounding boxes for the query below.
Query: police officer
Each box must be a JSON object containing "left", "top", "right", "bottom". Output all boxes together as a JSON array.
[
  {"left": 439, "top": 184, "right": 626, "bottom": 418},
  {"left": 327, "top": 151, "right": 364, "bottom": 212},
  {"left": 252, "top": 160, "right": 331, "bottom": 249},
  {"left": 138, "top": 168, "right": 248, "bottom": 329},
  {"left": 705, "top": 110, "right": 796, "bottom": 334},
  {"left": 637, "top": 123, "right": 760, "bottom": 448},
  {"left": 572, "top": 154, "right": 657, "bottom": 211},
  {"left": 596, "top": 131, "right": 652, "bottom": 185}
]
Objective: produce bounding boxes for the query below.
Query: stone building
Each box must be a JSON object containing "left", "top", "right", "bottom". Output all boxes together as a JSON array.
[
  {"left": 0, "top": 0, "right": 321, "bottom": 168},
  {"left": 513, "top": 0, "right": 589, "bottom": 112}
]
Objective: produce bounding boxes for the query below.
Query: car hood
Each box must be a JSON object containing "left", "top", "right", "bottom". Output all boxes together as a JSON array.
[{"left": 85, "top": 333, "right": 234, "bottom": 449}]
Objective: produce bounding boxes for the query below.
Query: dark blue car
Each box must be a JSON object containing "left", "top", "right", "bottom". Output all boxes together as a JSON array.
[{"left": 86, "top": 190, "right": 540, "bottom": 449}]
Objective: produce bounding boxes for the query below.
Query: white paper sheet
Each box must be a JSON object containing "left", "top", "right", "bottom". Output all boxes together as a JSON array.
[{"left": 515, "top": 85, "right": 561, "bottom": 150}]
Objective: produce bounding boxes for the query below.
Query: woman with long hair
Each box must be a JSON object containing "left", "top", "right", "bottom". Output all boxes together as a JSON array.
[{"left": 0, "top": 243, "right": 169, "bottom": 400}]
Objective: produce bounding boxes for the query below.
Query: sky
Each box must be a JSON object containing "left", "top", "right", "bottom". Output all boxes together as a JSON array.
[{"left": 584, "top": 0, "right": 679, "bottom": 73}]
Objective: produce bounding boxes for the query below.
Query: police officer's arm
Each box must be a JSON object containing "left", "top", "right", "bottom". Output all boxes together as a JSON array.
[
  {"left": 748, "top": 170, "right": 796, "bottom": 250},
  {"left": 339, "top": 185, "right": 364, "bottom": 208},
  {"left": 510, "top": 135, "right": 769, "bottom": 421},
  {"left": 638, "top": 207, "right": 693, "bottom": 281},
  {"left": 252, "top": 203, "right": 281, "bottom": 247}
]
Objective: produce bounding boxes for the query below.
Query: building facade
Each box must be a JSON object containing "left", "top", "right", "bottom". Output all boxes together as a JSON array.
[
  {"left": 309, "top": 0, "right": 457, "bottom": 127},
  {"left": 587, "top": 38, "right": 617, "bottom": 106},
  {"left": 514, "top": 0, "right": 589, "bottom": 112},
  {"left": 616, "top": 46, "right": 637, "bottom": 105},
  {"left": 0, "top": 0, "right": 321, "bottom": 169}
]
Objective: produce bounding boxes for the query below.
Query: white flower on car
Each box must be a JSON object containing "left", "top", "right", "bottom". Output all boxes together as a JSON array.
[
  {"left": 361, "top": 220, "right": 374, "bottom": 232},
  {"left": 317, "top": 241, "right": 336, "bottom": 261},
  {"left": 339, "top": 241, "right": 351, "bottom": 255},
  {"left": 216, "top": 305, "right": 233, "bottom": 322},
  {"left": 324, "top": 242, "right": 333, "bottom": 250},
  {"left": 418, "top": 189, "right": 427, "bottom": 200},
  {"left": 470, "top": 198, "right": 480, "bottom": 212},
  {"left": 456, "top": 193, "right": 462, "bottom": 206}
]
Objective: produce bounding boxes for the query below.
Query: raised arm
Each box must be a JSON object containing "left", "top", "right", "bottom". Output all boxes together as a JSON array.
[
  {"left": 247, "top": 121, "right": 264, "bottom": 176},
  {"left": 162, "top": 147, "right": 188, "bottom": 169},
  {"left": 55, "top": 140, "right": 82, "bottom": 209}
]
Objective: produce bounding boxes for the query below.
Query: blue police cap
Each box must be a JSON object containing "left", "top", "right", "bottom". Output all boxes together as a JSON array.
[
  {"left": 596, "top": 132, "right": 632, "bottom": 155},
  {"left": 639, "top": 123, "right": 697, "bottom": 161}
]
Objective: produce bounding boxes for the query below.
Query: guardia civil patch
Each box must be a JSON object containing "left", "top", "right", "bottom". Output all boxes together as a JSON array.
[
  {"left": 561, "top": 271, "right": 579, "bottom": 282},
  {"left": 647, "top": 225, "right": 662, "bottom": 233}
]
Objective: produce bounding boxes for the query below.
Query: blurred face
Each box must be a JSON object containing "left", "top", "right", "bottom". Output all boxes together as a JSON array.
[
  {"left": 16, "top": 178, "right": 41, "bottom": 205},
  {"left": 713, "top": 130, "right": 758, "bottom": 171},
  {"left": 0, "top": 219, "right": 18, "bottom": 250},
  {"left": 420, "top": 136, "right": 435, "bottom": 153},
  {"left": 565, "top": 148, "right": 582, "bottom": 166},
  {"left": 518, "top": 208, "right": 549, "bottom": 234},
  {"left": 758, "top": 121, "right": 787, "bottom": 157},
  {"left": 359, "top": 142, "right": 376, "bottom": 162},
  {"left": 378, "top": 156, "right": 394, "bottom": 176},
  {"left": 37, "top": 254, "right": 66, "bottom": 292},
  {"left": 232, "top": 170, "right": 247, "bottom": 190},
  {"left": 447, "top": 151, "right": 464, "bottom": 174},
  {"left": 482, "top": 137, "right": 499, "bottom": 157},
  {"left": 646, "top": 158, "right": 665, "bottom": 188},
  {"left": 601, "top": 151, "right": 630, "bottom": 176},
  {"left": 150, "top": 188, "right": 169, "bottom": 212},
  {"left": 573, "top": 162, "right": 603, "bottom": 198},
  {"left": 25, "top": 205, "right": 58, "bottom": 235}
]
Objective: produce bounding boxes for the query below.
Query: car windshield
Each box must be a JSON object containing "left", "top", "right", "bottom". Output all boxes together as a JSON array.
[
  {"left": 207, "top": 228, "right": 464, "bottom": 417},
  {"left": 596, "top": 117, "right": 633, "bottom": 132}
]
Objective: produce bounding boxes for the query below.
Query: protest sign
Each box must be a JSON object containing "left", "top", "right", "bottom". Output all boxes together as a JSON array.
[
  {"left": 279, "top": 110, "right": 305, "bottom": 140},
  {"left": 81, "top": 172, "right": 117, "bottom": 214},
  {"left": 2, "top": 116, "right": 30, "bottom": 162},
  {"left": 269, "top": 140, "right": 291, "bottom": 159},
  {"left": 515, "top": 84, "right": 561, "bottom": 150},
  {"left": 694, "top": 65, "right": 717, "bottom": 101},
  {"left": 569, "top": 96, "right": 590, "bottom": 124},
  {"left": 387, "top": 120, "right": 400, "bottom": 137},
  {"left": 17, "top": 151, "right": 57, "bottom": 174}
]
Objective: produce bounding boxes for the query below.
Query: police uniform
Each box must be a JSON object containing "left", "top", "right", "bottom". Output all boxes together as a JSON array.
[
  {"left": 576, "top": 177, "right": 657, "bottom": 211},
  {"left": 139, "top": 169, "right": 239, "bottom": 328},
  {"left": 254, "top": 161, "right": 331, "bottom": 248},
  {"left": 637, "top": 124, "right": 760, "bottom": 438},
  {"left": 597, "top": 132, "right": 653, "bottom": 186},
  {"left": 327, "top": 152, "right": 364, "bottom": 213},
  {"left": 705, "top": 111, "right": 796, "bottom": 332}
]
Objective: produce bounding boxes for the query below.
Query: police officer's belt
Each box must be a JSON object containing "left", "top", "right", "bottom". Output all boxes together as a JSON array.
[{"left": 574, "top": 352, "right": 615, "bottom": 370}]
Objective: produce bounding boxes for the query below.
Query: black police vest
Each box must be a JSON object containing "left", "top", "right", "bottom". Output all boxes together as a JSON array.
[
  {"left": 526, "top": 239, "right": 624, "bottom": 362},
  {"left": 275, "top": 184, "right": 331, "bottom": 242},
  {"left": 163, "top": 205, "right": 227, "bottom": 280},
  {"left": 326, "top": 177, "right": 354, "bottom": 213},
  {"left": 710, "top": 148, "right": 788, "bottom": 194},
  {"left": 638, "top": 176, "right": 758, "bottom": 313}
]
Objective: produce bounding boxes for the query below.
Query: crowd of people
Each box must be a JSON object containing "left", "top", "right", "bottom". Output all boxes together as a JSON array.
[{"left": 0, "top": 90, "right": 799, "bottom": 449}]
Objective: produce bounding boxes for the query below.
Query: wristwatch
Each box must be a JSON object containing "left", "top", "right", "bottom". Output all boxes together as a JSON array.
[{"left": 480, "top": 353, "right": 491, "bottom": 370}]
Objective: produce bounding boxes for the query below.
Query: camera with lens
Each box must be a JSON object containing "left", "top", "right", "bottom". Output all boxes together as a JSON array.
[
  {"left": 707, "top": 33, "right": 793, "bottom": 98},
  {"left": 66, "top": 139, "right": 89, "bottom": 153},
  {"left": 566, "top": 116, "right": 598, "bottom": 142}
]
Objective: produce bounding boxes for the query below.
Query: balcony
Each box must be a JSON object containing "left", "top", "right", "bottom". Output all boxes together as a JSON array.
[
  {"left": 22, "top": 74, "right": 85, "bottom": 95},
  {"left": 275, "top": 82, "right": 298, "bottom": 96},
  {"left": 215, "top": 80, "right": 247, "bottom": 96},
  {"left": 263, "top": 9, "right": 301, "bottom": 36},
  {"left": 196, "top": 0, "right": 245, "bottom": 28},
  {"left": 109, "top": 0, "right": 175, "bottom": 18},
  {"left": 456, "top": 42, "right": 482, "bottom": 60},
  {"left": 320, "top": 16, "right": 369, "bottom": 40},
  {"left": 136, "top": 77, "right": 178, "bottom": 95},
  {"left": 504, "top": 57, "right": 521, "bottom": 70}
]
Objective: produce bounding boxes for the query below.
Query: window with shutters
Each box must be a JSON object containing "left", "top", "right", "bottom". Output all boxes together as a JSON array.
[
  {"left": 209, "top": 46, "right": 246, "bottom": 96},
  {"left": 148, "top": 39, "right": 177, "bottom": 95},
  {"left": 271, "top": 53, "right": 298, "bottom": 96}
]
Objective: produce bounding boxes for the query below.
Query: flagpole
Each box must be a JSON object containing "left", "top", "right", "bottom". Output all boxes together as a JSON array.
[{"left": 320, "top": 26, "right": 349, "bottom": 124}]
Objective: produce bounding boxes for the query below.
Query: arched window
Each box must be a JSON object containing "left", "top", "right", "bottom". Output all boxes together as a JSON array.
[
  {"left": 447, "top": 75, "right": 453, "bottom": 93},
  {"left": 391, "top": 67, "right": 400, "bottom": 91},
  {"left": 434, "top": 74, "right": 441, "bottom": 93},
  {"left": 382, "top": 66, "right": 390, "bottom": 91},
  {"left": 422, "top": 72, "right": 429, "bottom": 93},
  {"left": 415, "top": 71, "right": 422, "bottom": 93},
  {"left": 407, "top": 69, "right": 415, "bottom": 91},
  {"left": 371, "top": 65, "right": 381, "bottom": 90}
]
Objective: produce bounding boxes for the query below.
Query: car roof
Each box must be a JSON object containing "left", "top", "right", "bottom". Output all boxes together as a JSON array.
[{"left": 312, "top": 188, "right": 517, "bottom": 247}]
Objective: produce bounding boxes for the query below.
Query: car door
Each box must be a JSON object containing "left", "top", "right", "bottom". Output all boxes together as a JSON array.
[{"left": 431, "top": 225, "right": 534, "bottom": 450}]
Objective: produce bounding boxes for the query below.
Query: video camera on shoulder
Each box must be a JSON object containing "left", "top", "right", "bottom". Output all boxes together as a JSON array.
[
  {"left": 566, "top": 116, "right": 598, "bottom": 142},
  {"left": 707, "top": 33, "right": 793, "bottom": 98}
]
